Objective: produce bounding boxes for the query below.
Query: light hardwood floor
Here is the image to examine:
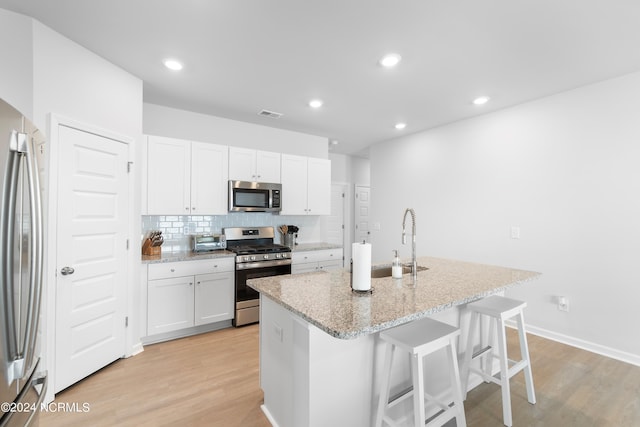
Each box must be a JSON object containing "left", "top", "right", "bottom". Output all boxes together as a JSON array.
[{"left": 41, "top": 324, "right": 640, "bottom": 427}]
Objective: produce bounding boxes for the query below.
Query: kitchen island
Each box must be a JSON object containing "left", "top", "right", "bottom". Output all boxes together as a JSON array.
[{"left": 248, "top": 256, "right": 540, "bottom": 427}]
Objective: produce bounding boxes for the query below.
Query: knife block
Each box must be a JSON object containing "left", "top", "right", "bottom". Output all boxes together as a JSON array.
[{"left": 142, "top": 238, "right": 161, "bottom": 256}]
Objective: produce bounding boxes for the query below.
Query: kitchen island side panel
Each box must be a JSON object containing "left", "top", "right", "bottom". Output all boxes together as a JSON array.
[
  {"left": 260, "top": 294, "right": 496, "bottom": 427},
  {"left": 260, "top": 295, "right": 374, "bottom": 427}
]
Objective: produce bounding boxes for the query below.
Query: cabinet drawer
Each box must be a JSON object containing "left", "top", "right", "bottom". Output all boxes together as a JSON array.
[
  {"left": 293, "top": 248, "right": 343, "bottom": 264},
  {"left": 148, "top": 257, "right": 235, "bottom": 280}
]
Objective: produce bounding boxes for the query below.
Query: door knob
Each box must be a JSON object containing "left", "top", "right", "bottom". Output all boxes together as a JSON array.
[{"left": 60, "top": 266, "right": 75, "bottom": 275}]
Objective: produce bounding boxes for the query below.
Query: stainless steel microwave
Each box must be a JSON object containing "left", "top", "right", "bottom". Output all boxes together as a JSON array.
[{"left": 228, "top": 180, "right": 282, "bottom": 212}]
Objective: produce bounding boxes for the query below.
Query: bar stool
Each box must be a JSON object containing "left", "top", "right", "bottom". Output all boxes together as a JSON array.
[
  {"left": 461, "top": 295, "right": 536, "bottom": 427},
  {"left": 375, "top": 317, "right": 467, "bottom": 427}
]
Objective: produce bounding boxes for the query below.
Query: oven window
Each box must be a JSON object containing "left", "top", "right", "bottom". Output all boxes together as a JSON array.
[
  {"left": 236, "top": 264, "right": 291, "bottom": 302},
  {"left": 234, "top": 189, "right": 269, "bottom": 208}
]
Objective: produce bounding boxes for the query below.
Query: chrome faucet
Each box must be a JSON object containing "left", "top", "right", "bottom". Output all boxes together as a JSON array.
[{"left": 401, "top": 208, "right": 417, "bottom": 281}]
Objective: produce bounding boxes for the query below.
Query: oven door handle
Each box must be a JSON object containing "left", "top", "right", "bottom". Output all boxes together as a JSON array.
[{"left": 235, "top": 259, "right": 292, "bottom": 270}]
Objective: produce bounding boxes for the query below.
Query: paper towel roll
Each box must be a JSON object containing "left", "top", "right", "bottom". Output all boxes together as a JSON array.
[{"left": 351, "top": 242, "right": 372, "bottom": 291}]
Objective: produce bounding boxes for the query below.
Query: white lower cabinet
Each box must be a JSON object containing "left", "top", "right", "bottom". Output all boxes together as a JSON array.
[
  {"left": 147, "top": 258, "right": 234, "bottom": 336},
  {"left": 194, "top": 271, "right": 235, "bottom": 325},
  {"left": 292, "top": 248, "right": 343, "bottom": 274},
  {"left": 148, "top": 276, "right": 195, "bottom": 334}
]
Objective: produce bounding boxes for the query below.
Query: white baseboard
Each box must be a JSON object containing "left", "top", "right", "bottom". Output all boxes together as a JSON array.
[
  {"left": 261, "top": 404, "right": 279, "bottom": 427},
  {"left": 129, "top": 342, "right": 144, "bottom": 357},
  {"left": 507, "top": 321, "right": 640, "bottom": 367}
]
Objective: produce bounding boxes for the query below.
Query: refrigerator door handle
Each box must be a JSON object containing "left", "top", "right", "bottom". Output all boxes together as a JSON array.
[
  {"left": 1, "top": 131, "right": 23, "bottom": 382},
  {"left": 1, "top": 131, "right": 44, "bottom": 384},
  {"left": 22, "top": 131, "right": 44, "bottom": 378}
]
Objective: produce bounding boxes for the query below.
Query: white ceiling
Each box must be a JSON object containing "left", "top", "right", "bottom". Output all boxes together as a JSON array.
[{"left": 2, "top": 0, "right": 640, "bottom": 156}]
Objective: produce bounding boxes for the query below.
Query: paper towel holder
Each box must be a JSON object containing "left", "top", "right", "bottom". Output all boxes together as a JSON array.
[{"left": 350, "top": 258, "right": 374, "bottom": 294}]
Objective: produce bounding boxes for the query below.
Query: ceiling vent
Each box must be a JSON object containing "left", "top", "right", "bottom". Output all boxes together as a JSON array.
[{"left": 258, "top": 109, "right": 283, "bottom": 119}]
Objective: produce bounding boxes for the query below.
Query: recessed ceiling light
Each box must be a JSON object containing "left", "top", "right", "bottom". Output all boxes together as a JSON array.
[
  {"left": 163, "top": 59, "right": 183, "bottom": 71},
  {"left": 309, "top": 99, "right": 323, "bottom": 108},
  {"left": 472, "top": 96, "right": 490, "bottom": 105},
  {"left": 379, "top": 53, "right": 402, "bottom": 68},
  {"left": 395, "top": 122, "right": 407, "bottom": 130}
]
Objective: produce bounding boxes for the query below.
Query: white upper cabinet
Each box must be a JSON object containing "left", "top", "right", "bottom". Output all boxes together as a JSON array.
[
  {"left": 229, "top": 147, "right": 281, "bottom": 183},
  {"left": 280, "top": 154, "right": 331, "bottom": 215},
  {"left": 147, "top": 136, "right": 191, "bottom": 215},
  {"left": 147, "top": 136, "right": 228, "bottom": 215},
  {"left": 191, "top": 141, "right": 228, "bottom": 215}
]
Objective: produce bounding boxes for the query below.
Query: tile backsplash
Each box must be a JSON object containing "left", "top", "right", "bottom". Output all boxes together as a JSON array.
[{"left": 142, "top": 213, "right": 322, "bottom": 252}]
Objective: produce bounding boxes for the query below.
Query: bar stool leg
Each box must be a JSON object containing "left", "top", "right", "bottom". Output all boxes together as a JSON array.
[
  {"left": 495, "top": 317, "right": 512, "bottom": 427},
  {"left": 446, "top": 340, "right": 467, "bottom": 426},
  {"left": 411, "top": 352, "right": 426, "bottom": 427},
  {"left": 461, "top": 311, "right": 478, "bottom": 399},
  {"left": 482, "top": 317, "right": 497, "bottom": 381},
  {"left": 516, "top": 311, "right": 536, "bottom": 404},
  {"left": 375, "top": 342, "right": 394, "bottom": 427}
]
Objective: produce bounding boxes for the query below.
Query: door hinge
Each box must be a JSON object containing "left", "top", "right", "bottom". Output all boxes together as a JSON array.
[
  {"left": 127, "top": 161, "right": 133, "bottom": 173},
  {"left": 125, "top": 316, "right": 129, "bottom": 327}
]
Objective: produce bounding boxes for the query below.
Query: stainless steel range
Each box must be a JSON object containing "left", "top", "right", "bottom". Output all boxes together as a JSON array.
[{"left": 223, "top": 226, "right": 292, "bottom": 326}]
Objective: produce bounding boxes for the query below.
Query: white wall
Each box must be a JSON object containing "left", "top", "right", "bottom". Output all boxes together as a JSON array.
[
  {"left": 32, "top": 23, "right": 143, "bottom": 138},
  {"left": 351, "top": 156, "right": 371, "bottom": 187},
  {"left": 144, "top": 103, "right": 328, "bottom": 158},
  {"left": 0, "top": 9, "right": 33, "bottom": 118},
  {"left": 369, "top": 72, "right": 640, "bottom": 364}
]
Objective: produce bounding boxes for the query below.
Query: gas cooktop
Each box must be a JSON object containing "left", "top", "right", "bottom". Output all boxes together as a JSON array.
[{"left": 228, "top": 244, "right": 291, "bottom": 255}]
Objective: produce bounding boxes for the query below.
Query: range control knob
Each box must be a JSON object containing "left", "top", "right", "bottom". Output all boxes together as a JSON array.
[
  {"left": 264, "top": 254, "right": 269, "bottom": 260},
  {"left": 250, "top": 256, "right": 256, "bottom": 261}
]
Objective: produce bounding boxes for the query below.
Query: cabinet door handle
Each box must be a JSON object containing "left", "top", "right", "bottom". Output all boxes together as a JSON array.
[
  {"left": 192, "top": 207, "right": 196, "bottom": 210},
  {"left": 170, "top": 268, "right": 175, "bottom": 272},
  {"left": 185, "top": 207, "right": 189, "bottom": 211}
]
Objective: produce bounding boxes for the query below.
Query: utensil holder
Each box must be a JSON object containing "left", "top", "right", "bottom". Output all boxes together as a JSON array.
[{"left": 284, "top": 234, "right": 294, "bottom": 248}]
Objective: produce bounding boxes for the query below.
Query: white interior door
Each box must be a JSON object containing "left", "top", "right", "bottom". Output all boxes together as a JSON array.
[
  {"left": 355, "top": 185, "right": 370, "bottom": 243},
  {"left": 54, "top": 125, "right": 129, "bottom": 392}
]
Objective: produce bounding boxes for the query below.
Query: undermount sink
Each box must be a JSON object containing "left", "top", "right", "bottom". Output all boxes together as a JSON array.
[{"left": 370, "top": 265, "right": 428, "bottom": 278}]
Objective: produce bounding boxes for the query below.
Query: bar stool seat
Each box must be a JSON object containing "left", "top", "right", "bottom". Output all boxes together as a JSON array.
[
  {"left": 461, "top": 295, "right": 536, "bottom": 427},
  {"left": 375, "top": 317, "right": 467, "bottom": 427}
]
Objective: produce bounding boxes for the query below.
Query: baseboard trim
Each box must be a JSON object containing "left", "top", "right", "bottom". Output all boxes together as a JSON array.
[
  {"left": 129, "top": 342, "right": 144, "bottom": 357},
  {"left": 141, "top": 320, "right": 233, "bottom": 345},
  {"left": 506, "top": 321, "right": 640, "bottom": 367},
  {"left": 261, "top": 404, "right": 279, "bottom": 427}
]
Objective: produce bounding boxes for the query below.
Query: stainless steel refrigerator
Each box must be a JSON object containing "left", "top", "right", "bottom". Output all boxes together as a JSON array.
[{"left": 0, "top": 98, "right": 47, "bottom": 427}]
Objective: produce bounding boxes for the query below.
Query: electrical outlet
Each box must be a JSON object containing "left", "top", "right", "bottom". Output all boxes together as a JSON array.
[
  {"left": 557, "top": 296, "right": 569, "bottom": 312},
  {"left": 510, "top": 226, "right": 521, "bottom": 239}
]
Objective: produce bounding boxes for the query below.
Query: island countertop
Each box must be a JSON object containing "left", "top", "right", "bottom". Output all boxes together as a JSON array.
[{"left": 248, "top": 256, "right": 540, "bottom": 339}]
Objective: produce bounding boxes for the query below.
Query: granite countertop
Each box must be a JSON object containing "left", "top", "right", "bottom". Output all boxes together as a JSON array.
[
  {"left": 248, "top": 256, "right": 541, "bottom": 340},
  {"left": 291, "top": 242, "right": 343, "bottom": 252},
  {"left": 141, "top": 250, "right": 235, "bottom": 264},
  {"left": 142, "top": 243, "right": 340, "bottom": 263}
]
